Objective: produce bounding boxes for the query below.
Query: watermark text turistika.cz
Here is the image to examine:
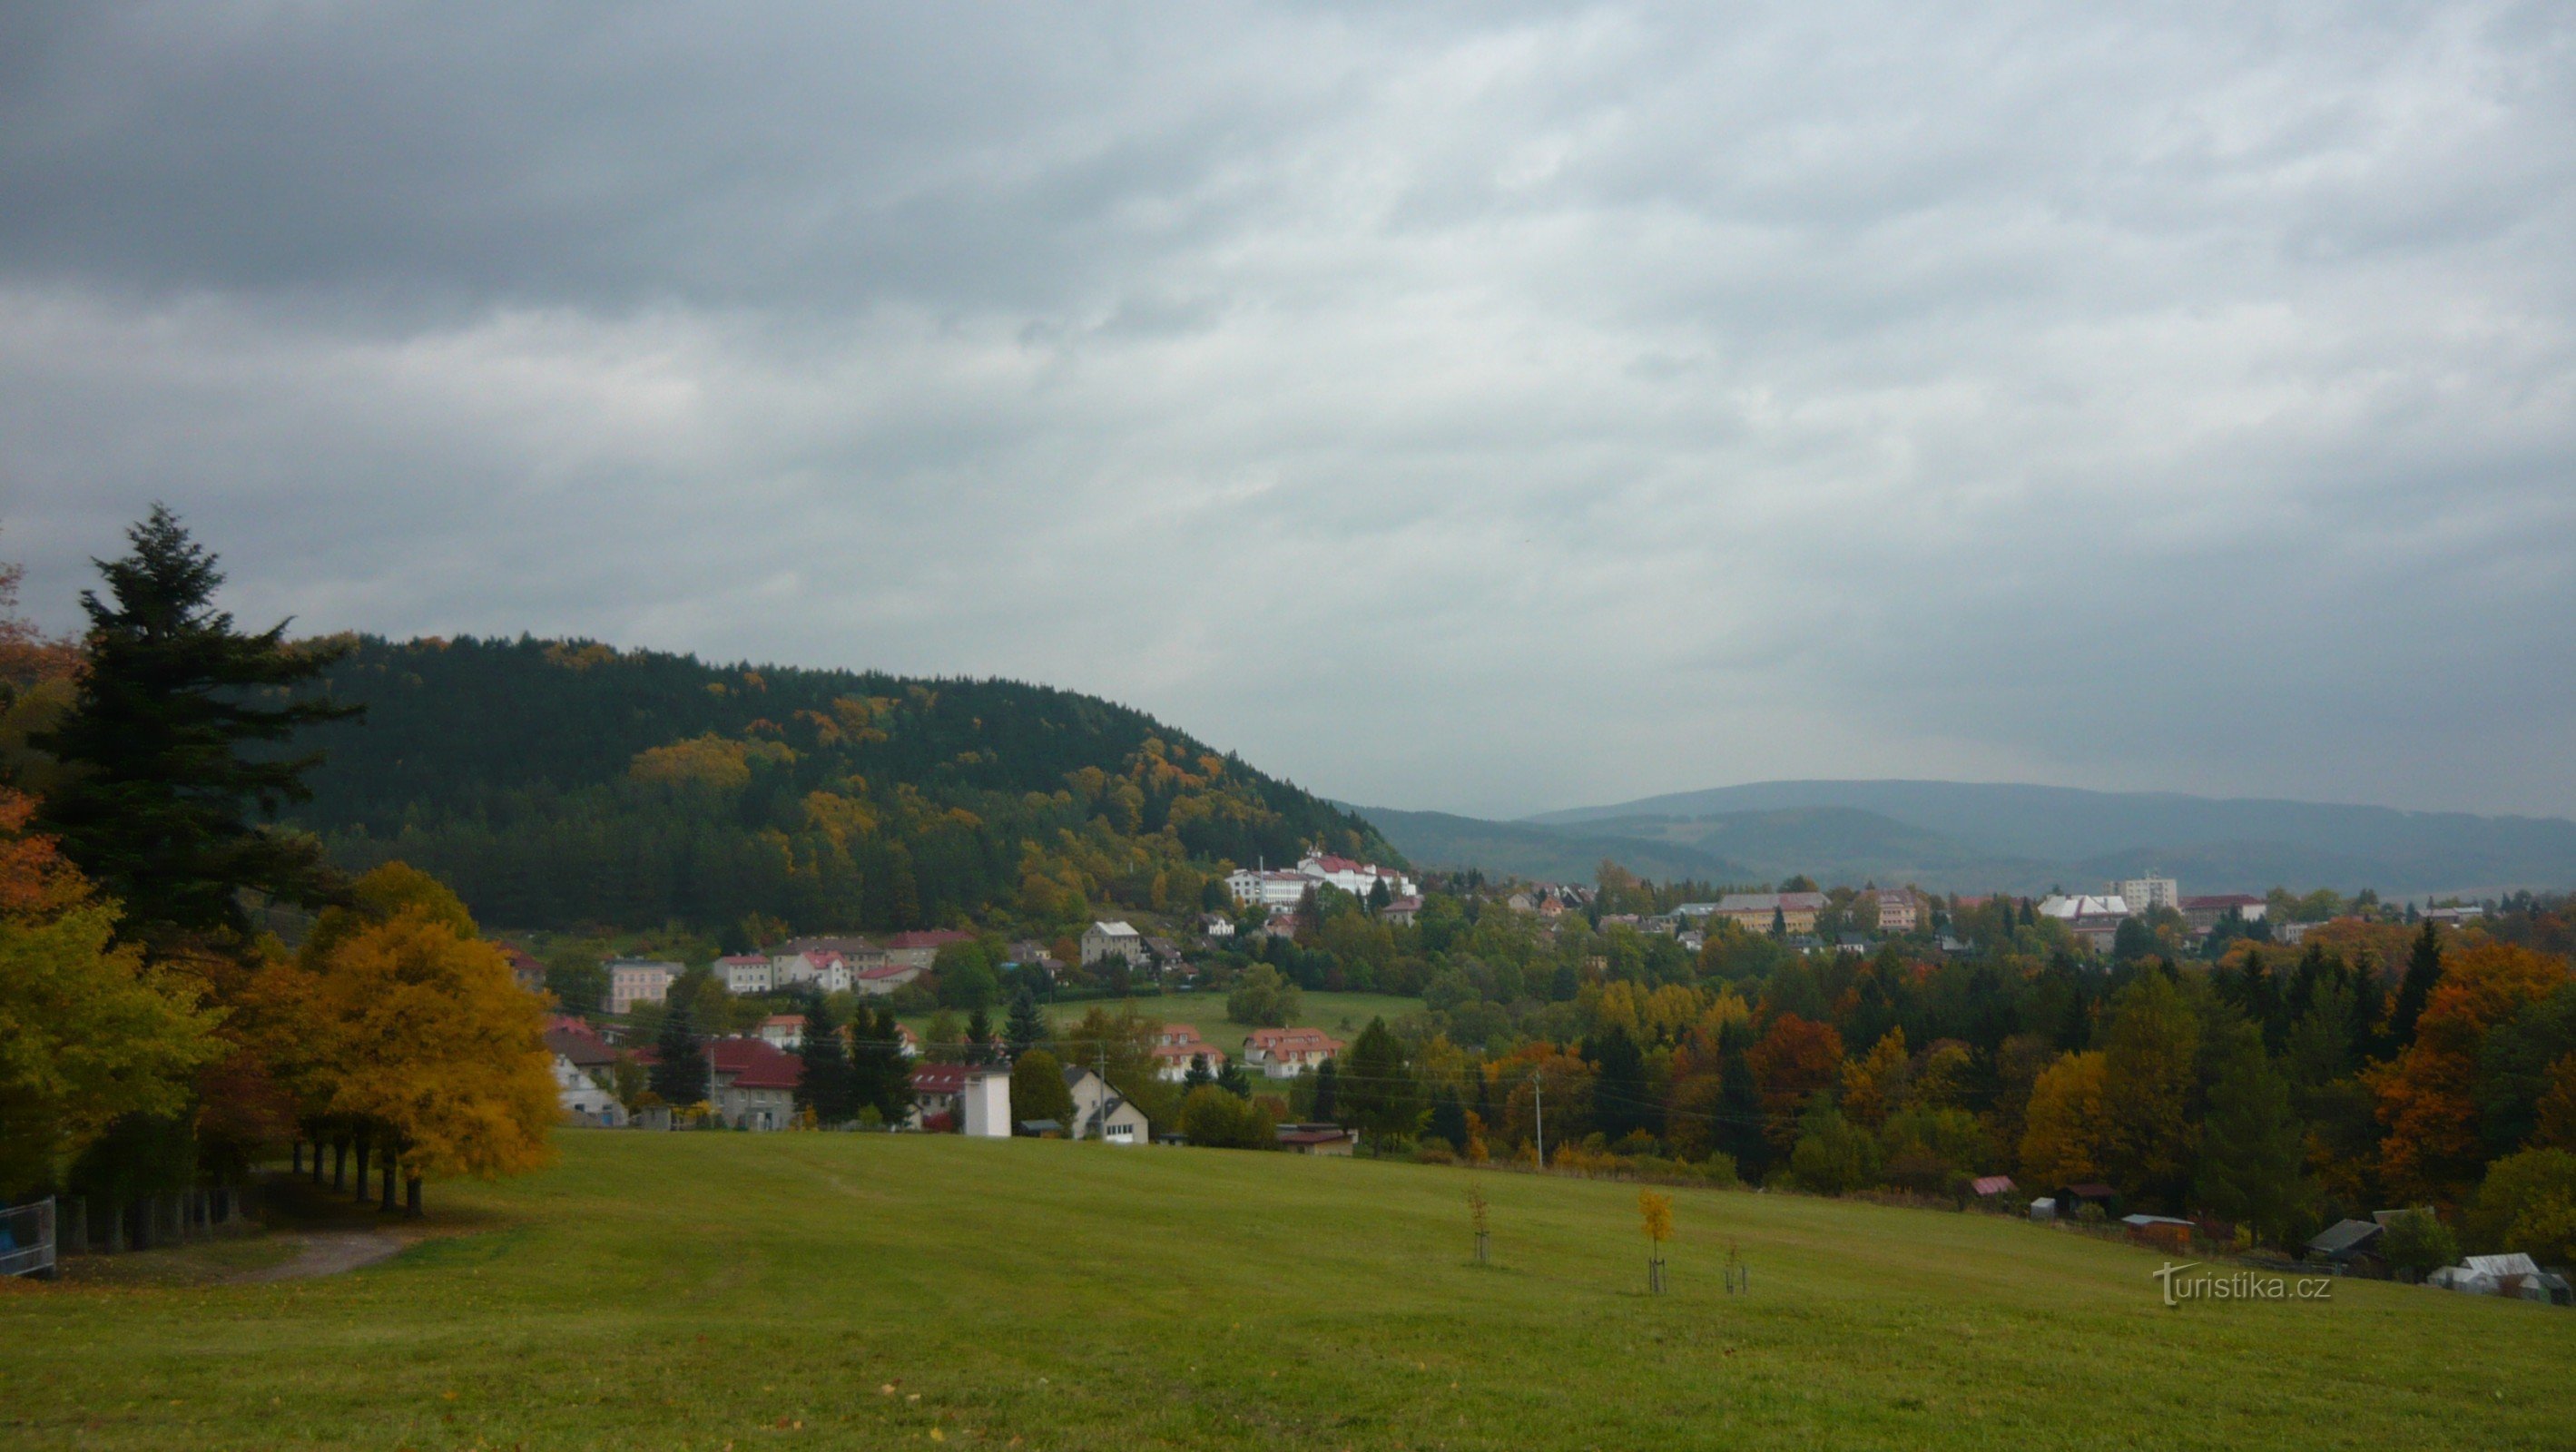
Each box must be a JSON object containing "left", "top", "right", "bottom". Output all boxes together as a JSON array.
[{"left": 2150, "top": 1262, "right": 2334, "bottom": 1309}]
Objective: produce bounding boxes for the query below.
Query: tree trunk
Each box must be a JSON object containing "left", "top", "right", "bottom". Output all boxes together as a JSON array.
[
  {"left": 379, "top": 1155, "right": 397, "bottom": 1212},
  {"left": 292, "top": 1140, "right": 303, "bottom": 1175},
  {"left": 105, "top": 1200, "right": 128, "bottom": 1253},
  {"left": 331, "top": 1139, "right": 347, "bottom": 1191},
  {"left": 352, "top": 1139, "right": 370, "bottom": 1198},
  {"left": 405, "top": 1175, "right": 423, "bottom": 1218}
]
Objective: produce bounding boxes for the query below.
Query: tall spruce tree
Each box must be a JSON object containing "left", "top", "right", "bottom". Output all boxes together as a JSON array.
[
  {"left": 2387, "top": 922, "right": 2444, "bottom": 1052},
  {"left": 965, "top": 1006, "right": 995, "bottom": 1064},
  {"left": 1339, "top": 1017, "right": 1419, "bottom": 1146},
  {"left": 1005, "top": 988, "right": 1047, "bottom": 1059},
  {"left": 35, "top": 506, "right": 359, "bottom": 950},
  {"left": 1313, "top": 1057, "right": 1340, "bottom": 1121},
  {"left": 795, "top": 994, "right": 856, "bottom": 1125},
  {"left": 1588, "top": 1025, "right": 1657, "bottom": 1143},
  {"left": 649, "top": 996, "right": 710, "bottom": 1107},
  {"left": 1717, "top": 1035, "right": 1769, "bottom": 1176},
  {"left": 850, "top": 1005, "right": 914, "bottom": 1122}
]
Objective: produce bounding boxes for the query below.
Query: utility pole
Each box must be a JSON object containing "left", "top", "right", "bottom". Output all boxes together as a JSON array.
[{"left": 1533, "top": 1071, "right": 1545, "bottom": 1169}]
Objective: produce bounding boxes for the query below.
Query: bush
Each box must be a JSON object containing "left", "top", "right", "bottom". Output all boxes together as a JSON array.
[
  {"left": 1181, "top": 1084, "right": 1277, "bottom": 1150},
  {"left": 1411, "top": 1142, "right": 1456, "bottom": 1165},
  {"left": 1789, "top": 1105, "right": 1883, "bottom": 1197},
  {"left": 2379, "top": 1209, "right": 2460, "bottom": 1280},
  {"left": 2466, "top": 1149, "right": 2576, "bottom": 1267}
]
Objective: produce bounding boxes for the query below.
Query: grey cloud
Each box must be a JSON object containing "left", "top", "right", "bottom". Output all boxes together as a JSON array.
[{"left": 3, "top": 1, "right": 2572, "bottom": 822}]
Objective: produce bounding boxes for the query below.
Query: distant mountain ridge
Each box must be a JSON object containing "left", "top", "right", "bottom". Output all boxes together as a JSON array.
[{"left": 1356, "top": 780, "right": 2576, "bottom": 897}]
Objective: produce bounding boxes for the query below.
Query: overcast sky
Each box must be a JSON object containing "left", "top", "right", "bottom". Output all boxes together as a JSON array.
[{"left": 4, "top": 3, "right": 2571, "bottom": 820}]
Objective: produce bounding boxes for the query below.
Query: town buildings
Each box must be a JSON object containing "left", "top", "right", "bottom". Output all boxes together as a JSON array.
[
  {"left": 1225, "top": 852, "right": 1417, "bottom": 909},
  {"left": 1242, "top": 1026, "right": 1342, "bottom": 1079},
  {"left": 1712, "top": 891, "right": 1827, "bottom": 935},
  {"left": 1081, "top": 920, "right": 1145, "bottom": 966},
  {"left": 1150, "top": 1024, "right": 1228, "bottom": 1082},
  {"left": 606, "top": 958, "right": 681, "bottom": 1015}
]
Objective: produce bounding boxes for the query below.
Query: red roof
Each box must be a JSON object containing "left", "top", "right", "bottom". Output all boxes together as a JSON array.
[
  {"left": 909, "top": 1062, "right": 998, "bottom": 1094},
  {"left": 709, "top": 1037, "right": 802, "bottom": 1091},
  {"left": 543, "top": 1020, "right": 615, "bottom": 1067},
  {"left": 885, "top": 929, "right": 974, "bottom": 950},
  {"left": 716, "top": 954, "right": 770, "bottom": 966}
]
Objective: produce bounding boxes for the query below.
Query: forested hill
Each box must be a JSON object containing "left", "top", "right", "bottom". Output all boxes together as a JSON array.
[{"left": 286, "top": 635, "right": 1393, "bottom": 937}]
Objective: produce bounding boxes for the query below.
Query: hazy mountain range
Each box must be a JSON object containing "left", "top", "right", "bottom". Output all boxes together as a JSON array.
[{"left": 1353, "top": 780, "right": 2576, "bottom": 898}]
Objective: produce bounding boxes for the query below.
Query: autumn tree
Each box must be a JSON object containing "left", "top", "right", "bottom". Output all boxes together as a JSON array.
[
  {"left": 2464, "top": 1148, "right": 2576, "bottom": 1266},
  {"left": 2020, "top": 1051, "right": 2112, "bottom": 1189},
  {"left": 289, "top": 863, "right": 556, "bottom": 1212},
  {"left": 1839, "top": 1028, "right": 1909, "bottom": 1129},
  {"left": 1226, "top": 964, "right": 1300, "bottom": 1027},
  {"left": 1747, "top": 1014, "right": 1844, "bottom": 1153},
  {"left": 2373, "top": 942, "right": 2571, "bottom": 1203},
  {"left": 0, "top": 791, "right": 222, "bottom": 1199}
]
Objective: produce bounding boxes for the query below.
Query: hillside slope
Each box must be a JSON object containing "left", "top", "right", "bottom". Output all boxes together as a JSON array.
[
  {"left": 10, "top": 1134, "right": 2563, "bottom": 1450},
  {"left": 1523, "top": 780, "right": 2576, "bottom": 895},
  {"left": 289, "top": 635, "right": 1393, "bottom": 933},
  {"left": 1350, "top": 803, "right": 1756, "bottom": 885}
]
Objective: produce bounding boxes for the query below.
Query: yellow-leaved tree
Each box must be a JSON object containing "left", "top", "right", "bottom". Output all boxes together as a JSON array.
[
  {"left": 288, "top": 862, "right": 556, "bottom": 1213},
  {"left": 2019, "top": 1050, "right": 2112, "bottom": 1191},
  {"left": 1839, "top": 1027, "right": 1909, "bottom": 1129}
]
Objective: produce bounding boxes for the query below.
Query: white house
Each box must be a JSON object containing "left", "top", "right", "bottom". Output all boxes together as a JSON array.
[
  {"left": 708, "top": 1037, "right": 802, "bottom": 1131},
  {"left": 1242, "top": 1027, "right": 1342, "bottom": 1079},
  {"left": 909, "top": 1062, "right": 1013, "bottom": 1138},
  {"left": 2039, "top": 894, "right": 2130, "bottom": 921},
  {"left": 1873, "top": 889, "right": 1920, "bottom": 934},
  {"left": 853, "top": 962, "right": 925, "bottom": 997},
  {"left": 1063, "top": 1065, "right": 1151, "bottom": 1143},
  {"left": 1225, "top": 868, "right": 1313, "bottom": 909},
  {"left": 1082, "top": 920, "right": 1145, "bottom": 966},
  {"left": 1296, "top": 853, "right": 1417, "bottom": 901},
  {"left": 605, "top": 958, "right": 681, "bottom": 1015},
  {"left": 717, "top": 954, "right": 775, "bottom": 995},
  {"left": 756, "top": 1013, "right": 806, "bottom": 1050},
  {"left": 1199, "top": 913, "right": 1236, "bottom": 939},
  {"left": 1150, "top": 1024, "right": 1228, "bottom": 1083},
  {"left": 775, "top": 949, "right": 857, "bottom": 994},
  {"left": 551, "top": 1053, "right": 626, "bottom": 1126}
]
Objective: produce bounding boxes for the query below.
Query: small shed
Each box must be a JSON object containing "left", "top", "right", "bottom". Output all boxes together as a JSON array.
[
  {"left": 2307, "top": 1218, "right": 2384, "bottom": 1268},
  {"left": 2053, "top": 1183, "right": 2119, "bottom": 1219},
  {"left": 2121, "top": 1213, "right": 2195, "bottom": 1251},
  {"left": 1970, "top": 1175, "right": 2016, "bottom": 1200}
]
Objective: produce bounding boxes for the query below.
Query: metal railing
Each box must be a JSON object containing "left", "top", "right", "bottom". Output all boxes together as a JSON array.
[{"left": 0, "top": 1199, "right": 55, "bottom": 1279}]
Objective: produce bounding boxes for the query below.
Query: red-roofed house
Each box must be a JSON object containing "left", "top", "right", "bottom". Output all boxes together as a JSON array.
[
  {"left": 908, "top": 1061, "right": 1012, "bottom": 1137},
  {"left": 1150, "top": 1025, "right": 1228, "bottom": 1083},
  {"left": 708, "top": 1037, "right": 802, "bottom": 1130},
  {"left": 499, "top": 941, "right": 546, "bottom": 995},
  {"left": 543, "top": 1016, "right": 624, "bottom": 1125},
  {"left": 717, "top": 954, "right": 775, "bottom": 994},
  {"left": 1243, "top": 1027, "right": 1342, "bottom": 1080},
  {"left": 757, "top": 1013, "right": 806, "bottom": 1050},
  {"left": 854, "top": 961, "right": 925, "bottom": 997}
]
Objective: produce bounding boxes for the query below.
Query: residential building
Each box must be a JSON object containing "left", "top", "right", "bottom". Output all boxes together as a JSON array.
[
  {"left": 1712, "top": 892, "right": 1828, "bottom": 935},
  {"left": 1082, "top": 920, "right": 1145, "bottom": 966},
  {"left": 2112, "top": 876, "right": 2179, "bottom": 914},
  {"left": 708, "top": 1037, "right": 802, "bottom": 1131},
  {"left": 775, "top": 950, "right": 857, "bottom": 994},
  {"left": 853, "top": 962, "right": 923, "bottom": 997},
  {"left": 1871, "top": 889, "right": 1920, "bottom": 934},
  {"left": 909, "top": 1062, "right": 1013, "bottom": 1138},
  {"left": 1150, "top": 1025, "right": 1228, "bottom": 1083},
  {"left": 756, "top": 1013, "right": 805, "bottom": 1050},
  {"left": 1062, "top": 1064, "right": 1150, "bottom": 1143},
  {"left": 772, "top": 935, "right": 884, "bottom": 965},
  {"left": 1005, "top": 938, "right": 1063, "bottom": 971},
  {"left": 1276, "top": 1123, "right": 1357, "bottom": 1155},
  {"left": 1224, "top": 853, "right": 1417, "bottom": 909},
  {"left": 606, "top": 959, "right": 681, "bottom": 1015},
  {"left": 1258, "top": 911, "right": 1300, "bottom": 942},
  {"left": 2179, "top": 894, "right": 2266, "bottom": 932},
  {"left": 1295, "top": 853, "right": 1417, "bottom": 901},
  {"left": 1242, "top": 1026, "right": 1342, "bottom": 1079},
  {"left": 1379, "top": 895, "right": 1422, "bottom": 927},
  {"left": 499, "top": 942, "right": 546, "bottom": 995},
  {"left": 1672, "top": 902, "right": 1722, "bottom": 918},
  {"left": 1143, "top": 936, "right": 1185, "bottom": 968},
  {"left": 1199, "top": 914, "right": 1236, "bottom": 939},
  {"left": 550, "top": 1052, "right": 625, "bottom": 1126},
  {"left": 1226, "top": 868, "right": 1314, "bottom": 909},
  {"left": 883, "top": 929, "right": 975, "bottom": 971},
  {"left": 717, "top": 954, "right": 775, "bottom": 995}
]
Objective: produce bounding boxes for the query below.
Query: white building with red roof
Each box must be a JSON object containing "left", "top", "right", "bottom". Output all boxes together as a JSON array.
[
  {"left": 908, "top": 1061, "right": 1012, "bottom": 1137},
  {"left": 1150, "top": 1024, "right": 1228, "bottom": 1083},
  {"left": 716, "top": 954, "right": 775, "bottom": 995},
  {"left": 1242, "top": 1026, "right": 1342, "bottom": 1079},
  {"left": 883, "top": 929, "right": 976, "bottom": 970}
]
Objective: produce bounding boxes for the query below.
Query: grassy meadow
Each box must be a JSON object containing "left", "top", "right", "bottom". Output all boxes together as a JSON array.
[{"left": 4, "top": 1131, "right": 2567, "bottom": 1450}]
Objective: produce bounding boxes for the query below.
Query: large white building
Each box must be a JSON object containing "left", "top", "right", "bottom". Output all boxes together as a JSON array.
[
  {"left": 2111, "top": 876, "right": 2180, "bottom": 914},
  {"left": 1224, "top": 853, "right": 1417, "bottom": 909},
  {"left": 606, "top": 958, "right": 681, "bottom": 1015},
  {"left": 2039, "top": 894, "right": 2130, "bottom": 921}
]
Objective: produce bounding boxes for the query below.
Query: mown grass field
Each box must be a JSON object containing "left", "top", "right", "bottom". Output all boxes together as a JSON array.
[{"left": 4, "top": 1132, "right": 2566, "bottom": 1450}]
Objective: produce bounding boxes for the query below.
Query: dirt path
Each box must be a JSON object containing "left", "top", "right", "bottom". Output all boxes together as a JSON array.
[{"left": 228, "top": 1231, "right": 408, "bottom": 1283}]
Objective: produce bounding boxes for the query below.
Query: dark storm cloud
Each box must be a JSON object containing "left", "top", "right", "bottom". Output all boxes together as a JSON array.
[{"left": 3, "top": 2, "right": 2571, "bottom": 818}]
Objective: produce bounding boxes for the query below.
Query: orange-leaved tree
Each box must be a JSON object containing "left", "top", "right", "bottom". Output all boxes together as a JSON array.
[
  {"left": 1839, "top": 1027, "right": 1909, "bottom": 1129},
  {"left": 1746, "top": 1014, "right": 1844, "bottom": 1153},
  {"left": 2371, "top": 942, "right": 2573, "bottom": 1205}
]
